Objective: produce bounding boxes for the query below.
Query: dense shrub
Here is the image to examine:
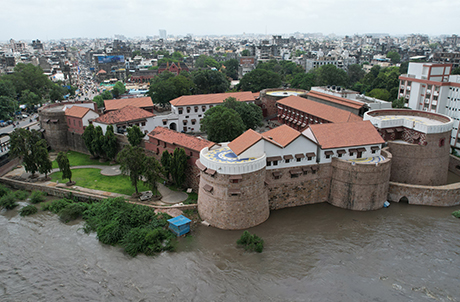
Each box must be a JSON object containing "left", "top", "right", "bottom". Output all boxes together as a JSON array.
[
  {"left": 19, "top": 205, "right": 38, "bottom": 216},
  {"left": 0, "top": 192, "right": 18, "bottom": 210},
  {"left": 29, "top": 191, "right": 46, "bottom": 204},
  {"left": 82, "top": 197, "right": 174, "bottom": 256},
  {"left": 0, "top": 184, "right": 11, "bottom": 198},
  {"left": 237, "top": 230, "right": 264, "bottom": 253},
  {"left": 15, "top": 190, "right": 29, "bottom": 201},
  {"left": 58, "top": 203, "right": 88, "bottom": 223},
  {"left": 183, "top": 193, "right": 198, "bottom": 205},
  {"left": 41, "top": 198, "right": 72, "bottom": 213},
  {"left": 453, "top": 210, "right": 460, "bottom": 218}
]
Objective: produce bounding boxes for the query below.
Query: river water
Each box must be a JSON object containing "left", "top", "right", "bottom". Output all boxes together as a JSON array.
[{"left": 1, "top": 200, "right": 460, "bottom": 302}]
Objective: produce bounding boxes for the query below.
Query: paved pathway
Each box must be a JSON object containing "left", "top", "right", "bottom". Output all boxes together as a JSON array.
[{"left": 156, "top": 182, "right": 189, "bottom": 204}]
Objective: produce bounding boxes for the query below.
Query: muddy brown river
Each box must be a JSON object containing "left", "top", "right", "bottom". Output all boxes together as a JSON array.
[{"left": 1, "top": 200, "right": 460, "bottom": 302}]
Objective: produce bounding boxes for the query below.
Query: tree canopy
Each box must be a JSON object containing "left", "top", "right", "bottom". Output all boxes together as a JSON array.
[
  {"left": 56, "top": 151, "right": 72, "bottom": 183},
  {"left": 386, "top": 51, "right": 401, "bottom": 64},
  {"left": 192, "top": 69, "right": 230, "bottom": 94},
  {"left": 223, "top": 97, "right": 263, "bottom": 130},
  {"left": 111, "top": 81, "right": 126, "bottom": 98},
  {"left": 148, "top": 71, "right": 194, "bottom": 106},
  {"left": 238, "top": 69, "right": 282, "bottom": 92},
  {"left": 117, "top": 145, "right": 146, "bottom": 195},
  {"left": 311, "top": 64, "right": 348, "bottom": 87},
  {"left": 200, "top": 106, "right": 245, "bottom": 142},
  {"left": 127, "top": 125, "right": 145, "bottom": 147}
]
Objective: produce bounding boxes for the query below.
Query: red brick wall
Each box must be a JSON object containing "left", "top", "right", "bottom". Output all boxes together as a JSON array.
[{"left": 66, "top": 116, "right": 84, "bottom": 134}]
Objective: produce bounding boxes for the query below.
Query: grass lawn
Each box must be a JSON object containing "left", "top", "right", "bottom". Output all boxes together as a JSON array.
[
  {"left": 49, "top": 168, "right": 150, "bottom": 196},
  {"left": 52, "top": 151, "right": 114, "bottom": 169}
]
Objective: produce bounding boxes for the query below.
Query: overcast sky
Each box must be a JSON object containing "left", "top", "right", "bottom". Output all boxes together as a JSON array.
[{"left": 1, "top": 0, "right": 458, "bottom": 41}]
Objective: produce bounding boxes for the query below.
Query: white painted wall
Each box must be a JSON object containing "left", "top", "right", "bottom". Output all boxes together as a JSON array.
[
  {"left": 82, "top": 111, "right": 99, "bottom": 127},
  {"left": 237, "top": 139, "right": 264, "bottom": 159}
]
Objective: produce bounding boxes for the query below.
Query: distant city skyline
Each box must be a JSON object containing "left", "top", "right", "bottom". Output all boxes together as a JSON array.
[{"left": 0, "top": 0, "right": 458, "bottom": 41}]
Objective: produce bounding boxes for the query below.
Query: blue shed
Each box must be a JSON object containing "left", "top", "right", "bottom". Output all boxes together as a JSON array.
[{"left": 167, "top": 215, "right": 192, "bottom": 236}]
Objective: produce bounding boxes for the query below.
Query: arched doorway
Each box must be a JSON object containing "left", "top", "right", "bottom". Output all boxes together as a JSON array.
[{"left": 169, "top": 123, "right": 177, "bottom": 131}]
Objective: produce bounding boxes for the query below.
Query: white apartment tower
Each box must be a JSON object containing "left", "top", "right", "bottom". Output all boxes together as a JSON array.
[{"left": 399, "top": 62, "right": 460, "bottom": 149}]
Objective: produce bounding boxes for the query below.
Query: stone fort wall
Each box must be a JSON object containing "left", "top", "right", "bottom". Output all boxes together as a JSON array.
[
  {"left": 328, "top": 149, "right": 392, "bottom": 211},
  {"left": 198, "top": 167, "right": 269, "bottom": 230},
  {"left": 388, "top": 131, "right": 451, "bottom": 186}
]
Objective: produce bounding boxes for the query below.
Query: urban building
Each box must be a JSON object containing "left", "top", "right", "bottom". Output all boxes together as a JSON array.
[{"left": 65, "top": 106, "right": 99, "bottom": 135}]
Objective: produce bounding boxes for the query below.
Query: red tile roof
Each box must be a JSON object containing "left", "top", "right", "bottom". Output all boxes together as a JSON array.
[
  {"left": 104, "top": 97, "right": 154, "bottom": 111},
  {"left": 307, "top": 90, "right": 364, "bottom": 110},
  {"left": 228, "top": 129, "right": 263, "bottom": 156},
  {"left": 65, "top": 106, "right": 91, "bottom": 118},
  {"left": 277, "top": 95, "right": 362, "bottom": 124},
  {"left": 169, "top": 91, "right": 255, "bottom": 107},
  {"left": 261, "top": 124, "right": 301, "bottom": 147},
  {"left": 93, "top": 105, "right": 154, "bottom": 124},
  {"left": 147, "top": 127, "right": 213, "bottom": 152},
  {"left": 307, "top": 121, "right": 385, "bottom": 149}
]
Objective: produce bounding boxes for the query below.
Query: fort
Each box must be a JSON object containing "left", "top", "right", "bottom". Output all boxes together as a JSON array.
[{"left": 197, "top": 109, "right": 460, "bottom": 230}]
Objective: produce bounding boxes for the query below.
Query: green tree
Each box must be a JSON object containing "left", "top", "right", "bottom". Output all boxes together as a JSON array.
[
  {"left": 241, "top": 49, "right": 251, "bottom": 56},
  {"left": 291, "top": 73, "right": 316, "bottom": 90},
  {"left": 347, "top": 64, "right": 365, "bottom": 87},
  {"left": 161, "top": 150, "right": 171, "bottom": 180},
  {"left": 392, "top": 97, "right": 406, "bottom": 108},
  {"left": 223, "top": 97, "right": 263, "bottom": 130},
  {"left": 386, "top": 51, "right": 401, "bottom": 64},
  {"left": 3, "top": 63, "right": 53, "bottom": 99},
  {"left": 192, "top": 69, "right": 230, "bottom": 94},
  {"left": 111, "top": 81, "right": 126, "bottom": 98},
  {"left": 200, "top": 106, "right": 245, "bottom": 142},
  {"left": 117, "top": 145, "right": 145, "bottom": 195},
  {"left": 0, "top": 79, "right": 16, "bottom": 99},
  {"left": 170, "top": 148, "right": 187, "bottom": 188},
  {"left": 19, "top": 89, "right": 41, "bottom": 109},
  {"left": 452, "top": 67, "right": 460, "bottom": 75},
  {"left": 195, "top": 55, "right": 220, "bottom": 69},
  {"left": 104, "top": 125, "right": 118, "bottom": 161},
  {"left": 93, "top": 95, "right": 104, "bottom": 108},
  {"left": 10, "top": 129, "right": 47, "bottom": 177},
  {"left": 56, "top": 151, "right": 72, "bottom": 183},
  {"left": 0, "top": 96, "right": 18, "bottom": 120},
  {"left": 36, "top": 141, "right": 52, "bottom": 179},
  {"left": 313, "top": 64, "right": 348, "bottom": 87},
  {"left": 127, "top": 125, "right": 145, "bottom": 147},
  {"left": 367, "top": 88, "right": 391, "bottom": 101},
  {"left": 238, "top": 69, "right": 282, "bottom": 92},
  {"left": 101, "top": 90, "right": 113, "bottom": 100},
  {"left": 92, "top": 126, "right": 105, "bottom": 158},
  {"left": 171, "top": 51, "right": 184, "bottom": 61},
  {"left": 132, "top": 50, "right": 141, "bottom": 57},
  {"left": 143, "top": 156, "right": 162, "bottom": 195},
  {"left": 223, "top": 59, "right": 239, "bottom": 80},
  {"left": 82, "top": 124, "right": 96, "bottom": 156},
  {"left": 148, "top": 71, "right": 194, "bottom": 106}
]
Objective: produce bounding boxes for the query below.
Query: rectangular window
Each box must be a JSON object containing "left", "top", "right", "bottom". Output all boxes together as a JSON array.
[
  {"left": 179, "top": 109, "right": 183, "bottom": 114},
  {"left": 267, "top": 161, "right": 272, "bottom": 166},
  {"left": 141, "top": 122, "right": 146, "bottom": 126},
  {"left": 273, "top": 161, "right": 278, "bottom": 166},
  {"left": 297, "top": 158, "right": 301, "bottom": 162}
]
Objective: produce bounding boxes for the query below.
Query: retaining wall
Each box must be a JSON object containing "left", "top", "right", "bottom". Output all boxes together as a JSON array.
[{"left": 388, "top": 181, "right": 460, "bottom": 207}]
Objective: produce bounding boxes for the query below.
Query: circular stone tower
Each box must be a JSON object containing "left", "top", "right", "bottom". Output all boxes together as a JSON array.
[
  {"left": 364, "top": 109, "right": 453, "bottom": 186},
  {"left": 258, "top": 88, "right": 308, "bottom": 118},
  {"left": 197, "top": 143, "right": 269, "bottom": 230},
  {"left": 38, "top": 104, "right": 69, "bottom": 151}
]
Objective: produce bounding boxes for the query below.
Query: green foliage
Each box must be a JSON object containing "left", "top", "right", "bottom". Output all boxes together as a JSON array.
[
  {"left": 41, "top": 198, "right": 72, "bottom": 213},
  {"left": 236, "top": 230, "right": 264, "bottom": 253},
  {"left": 195, "top": 55, "right": 220, "bottom": 69},
  {"left": 19, "top": 205, "right": 38, "bottom": 216},
  {"left": 183, "top": 192, "right": 198, "bottom": 205},
  {"left": 127, "top": 125, "right": 145, "bottom": 147},
  {"left": 100, "top": 90, "right": 113, "bottom": 100},
  {"left": 452, "top": 67, "right": 460, "bottom": 75},
  {"left": 15, "top": 190, "right": 29, "bottom": 200},
  {"left": 291, "top": 73, "right": 316, "bottom": 90},
  {"left": 56, "top": 151, "right": 72, "bottom": 182},
  {"left": 82, "top": 124, "right": 95, "bottom": 156},
  {"left": 0, "top": 192, "right": 18, "bottom": 210},
  {"left": 192, "top": 69, "right": 230, "bottom": 94},
  {"left": 148, "top": 71, "right": 194, "bottom": 106},
  {"left": 0, "top": 96, "right": 18, "bottom": 120},
  {"left": 91, "top": 126, "right": 105, "bottom": 158},
  {"left": 82, "top": 197, "right": 174, "bottom": 256},
  {"left": 223, "top": 97, "right": 263, "bottom": 130},
  {"left": 2, "top": 63, "right": 54, "bottom": 100},
  {"left": 223, "top": 59, "right": 239, "bottom": 80},
  {"left": 9, "top": 129, "right": 50, "bottom": 176},
  {"left": 241, "top": 49, "right": 251, "bottom": 56},
  {"left": 93, "top": 95, "right": 104, "bottom": 108},
  {"left": 143, "top": 156, "right": 162, "bottom": 194},
  {"left": 238, "top": 69, "right": 282, "bottom": 92},
  {"left": 111, "top": 81, "right": 126, "bottom": 98},
  {"left": 200, "top": 105, "right": 245, "bottom": 143},
  {"left": 52, "top": 150, "right": 113, "bottom": 168},
  {"left": 392, "top": 97, "right": 406, "bottom": 109},
  {"left": 256, "top": 59, "right": 304, "bottom": 84},
  {"left": 58, "top": 203, "right": 88, "bottom": 223},
  {"left": 347, "top": 64, "right": 365, "bottom": 87},
  {"left": 36, "top": 140, "right": 52, "bottom": 178},
  {"left": 367, "top": 88, "right": 391, "bottom": 101},
  {"left": 0, "top": 184, "right": 11, "bottom": 198},
  {"left": 104, "top": 125, "right": 118, "bottom": 161},
  {"left": 312, "top": 64, "right": 348, "bottom": 87},
  {"left": 161, "top": 150, "right": 171, "bottom": 180},
  {"left": 29, "top": 190, "right": 46, "bottom": 204},
  {"left": 386, "top": 51, "right": 401, "bottom": 64},
  {"left": 170, "top": 148, "right": 187, "bottom": 188},
  {"left": 117, "top": 146, "right": 146, "bottom": 194},
  {"left": 453, "top": 210, "right": 460, "bottom": 218}
]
